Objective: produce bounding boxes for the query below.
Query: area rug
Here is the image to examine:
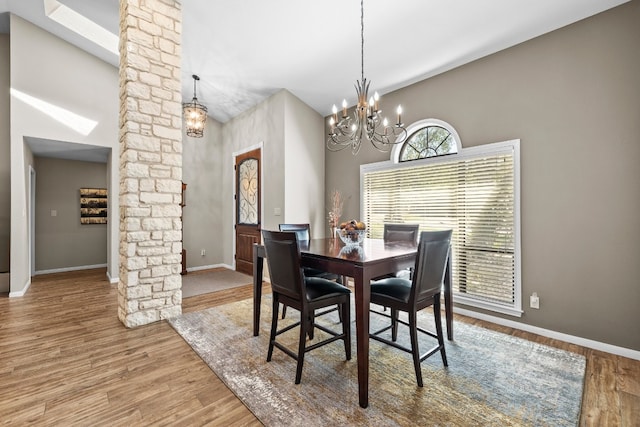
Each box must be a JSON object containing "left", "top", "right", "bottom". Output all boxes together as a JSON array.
[
  {"left": 168, "top": 297, "right": 585, "bottom": 426},
  {"left": 181, "top": 269, "right": 252, "bottom": 298}
]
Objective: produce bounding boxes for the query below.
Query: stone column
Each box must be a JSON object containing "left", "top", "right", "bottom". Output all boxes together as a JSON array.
[{"left": 118, "top": 0, "right": 182, "bottom": 327}]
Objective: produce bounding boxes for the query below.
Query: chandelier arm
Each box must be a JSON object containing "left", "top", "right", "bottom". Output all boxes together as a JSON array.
[{"left": 370, "top": 123, "right": 408, "bottom": 146}]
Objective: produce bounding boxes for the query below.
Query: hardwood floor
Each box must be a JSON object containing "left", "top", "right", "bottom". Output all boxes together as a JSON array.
[{"left": 1, "top": 269, "right": 638, "bottom": 425}]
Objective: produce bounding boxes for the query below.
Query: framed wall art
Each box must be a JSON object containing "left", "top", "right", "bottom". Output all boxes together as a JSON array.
[{"left": 80, "top": 188, "right": 108, "bottom": 224}]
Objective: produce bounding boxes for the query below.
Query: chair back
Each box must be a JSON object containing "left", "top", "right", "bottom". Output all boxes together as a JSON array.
[
  {"left": 262, "top": 230, "right": 304, "bottom": 300},
  {"left": 383, "top": 223, "right": 420, "bottom": 244},
  {"left": 278, "top": 223, "right": 311, "bottom": 242},
  {"left": 411, "top": 230, "right": 452, "bottom": 303}
]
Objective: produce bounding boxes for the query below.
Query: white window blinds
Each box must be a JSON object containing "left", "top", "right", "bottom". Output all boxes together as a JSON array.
[{"left": 362, "top": 140, "right": 521, "bottom": 316}]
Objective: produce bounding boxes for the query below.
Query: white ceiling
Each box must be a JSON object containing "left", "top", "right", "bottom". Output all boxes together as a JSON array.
[
  {"left": 25, "top": 137, "right": 111, "bottom": 163},
  {"left": 0, "top": 0, "right": 629, "bottom": 158}
]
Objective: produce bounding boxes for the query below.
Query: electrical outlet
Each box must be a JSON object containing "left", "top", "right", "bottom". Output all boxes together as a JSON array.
[
  {"left": 200, "top": 249, "right": 206, "bottom": 256},
  {"left": 530, "top": 292, "right": 540, "bottom": 309}
]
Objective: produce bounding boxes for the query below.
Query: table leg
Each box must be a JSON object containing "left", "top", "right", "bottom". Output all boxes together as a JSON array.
[
  {"left": 253, "top": 245, "right": 263, "bottom": 336},
  {"left": 353, "top": 266, "right": 370, "bottom": 408}
]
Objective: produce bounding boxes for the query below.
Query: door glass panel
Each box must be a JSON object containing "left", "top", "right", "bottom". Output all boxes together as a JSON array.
[{"left": 238, "top": 158, "right": 258, "bottom": 224}]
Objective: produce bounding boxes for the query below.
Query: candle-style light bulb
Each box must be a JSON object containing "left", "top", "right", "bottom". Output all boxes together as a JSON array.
[
  {"left": 396, "top": 105, "right": 402, "bottom": 124},
  {"left": 342, "top": 99, "right": 348, "bottom": 117},
  {"left": 383, "top": 117, "right": 388, "bottom": 127},
  {"left": 374, "top": 92, "right": 380, "bottom": 111}
]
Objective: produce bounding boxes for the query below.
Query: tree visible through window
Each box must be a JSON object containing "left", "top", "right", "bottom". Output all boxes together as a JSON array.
[{"left": 399, "top": 125, "right": 458, "bottom": 161}]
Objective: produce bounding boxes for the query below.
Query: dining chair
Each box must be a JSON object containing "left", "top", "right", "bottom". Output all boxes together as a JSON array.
[
  {"left": 376, "top": 223, "right": 420, "bottom": 280},
  {"left": 262, "top": 230, "right": 351, "bottom": 384},
  {"left": 369, "top": 229, "right": 452, "bottom": 387},
  {"left": 278, "top": 223, "right": 344, "bottom": 320},
  {"left": 383, "top": 223, "right": 420, "bottom": 245}
]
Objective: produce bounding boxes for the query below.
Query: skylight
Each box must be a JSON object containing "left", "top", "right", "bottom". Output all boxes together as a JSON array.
[
  {"left": 11, "top": 88, "right": 99, "bottom": 136},
  {"left": 43, "top": 0, "right": 119, "bottom": 56}
]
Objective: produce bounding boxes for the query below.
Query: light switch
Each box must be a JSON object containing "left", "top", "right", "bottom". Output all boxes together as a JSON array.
[
  {"left": 51, "top": 210, "right": 57, "bottom": 217},
  {"left": 274, "top": 208, "right": 281, "bottom": 216}
]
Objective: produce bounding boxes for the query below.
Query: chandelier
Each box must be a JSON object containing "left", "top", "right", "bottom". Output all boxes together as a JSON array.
[
  {"left": 183, "top": 74, "right": 207, "bottom": 138},
  {"left": 327, "top": 0, "right": 408, "bottom": 155}
]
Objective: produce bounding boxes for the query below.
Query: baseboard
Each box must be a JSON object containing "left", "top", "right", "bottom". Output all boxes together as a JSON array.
[
  {"left": 454, "top": 307, "right": 640, "bottom": 361},
  {"left": 34, "top": 264, "right": 108, "bottom": 276},
  {"left": 9, "top": 277, "right": 31, "bottom": 298},
  {"left": 106, "top": 270, "right": 119, "bottom": 284},
  {"left": 187, "top": 263, "right": 234, "bottom": 273}
]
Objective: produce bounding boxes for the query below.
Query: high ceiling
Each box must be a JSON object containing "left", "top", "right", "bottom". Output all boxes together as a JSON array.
[{"left": 1, "top": 0, "right": 630, "bottom": 125}]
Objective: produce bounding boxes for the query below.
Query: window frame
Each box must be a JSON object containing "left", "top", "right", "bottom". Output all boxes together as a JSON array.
[
  {"left": 361, "top": 137, "right": 522, "bottom": 317},
  {"left": 391, "top": 118, "right": 463, "bottom": 163}
]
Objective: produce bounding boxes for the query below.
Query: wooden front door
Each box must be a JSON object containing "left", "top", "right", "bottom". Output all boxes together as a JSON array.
[{"left": 235, "top": 148, "right": 261, "bottom": 275}]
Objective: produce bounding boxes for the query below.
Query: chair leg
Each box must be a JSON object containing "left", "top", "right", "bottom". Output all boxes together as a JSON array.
[
  {"left": 434, "top": 297, "right": 448, "bottom": 366},
  {"left": 409, "top": 310, "right": 423, "bottom": 387},
  {"left": 308, "top": 312, "right": 315, "bottom": 340},
  {"left": 295, "top": 310, "right": 307, "bottom": 384},
  {"left": 342, "top": 300, "right": 351, "bottom": 360},
  {"left": 337, "top": 304, "right": 343, "bottom": 323},
  {"left": 391, "top": 308, "right": 399, "bottom": 342},
  {"left": 281, "top": 303, "right": 287, "bottom": 319},
  {"left": 267, "top": 295, "right": 279, "bottom": 362}
]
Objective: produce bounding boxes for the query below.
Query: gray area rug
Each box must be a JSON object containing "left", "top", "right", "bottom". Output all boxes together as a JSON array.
[
  {"left": 168, "top": 297, "right": 585, "bottom": 426},
  {"left": 181, "top": 269, "right": 252, "bottom": 298}
]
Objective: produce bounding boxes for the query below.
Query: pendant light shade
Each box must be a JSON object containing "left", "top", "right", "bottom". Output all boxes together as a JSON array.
[{"left": 183, "top": 74, "right": 207, "bottom": 138}]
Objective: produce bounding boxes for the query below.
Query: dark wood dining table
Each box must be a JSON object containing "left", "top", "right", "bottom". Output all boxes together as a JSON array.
[{"left": 252, "top": 237, "right": 453, "bottom": 408}]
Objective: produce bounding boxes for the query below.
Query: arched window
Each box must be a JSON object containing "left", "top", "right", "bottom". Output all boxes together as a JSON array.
[
  {"left": 391, "top": 119, "right": 461, "bottom": 163},
  {"left": 366, "top": 121, "right": 521, "bottom": 317}
]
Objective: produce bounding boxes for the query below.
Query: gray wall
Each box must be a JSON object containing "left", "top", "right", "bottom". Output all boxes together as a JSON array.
[
  {"left": 34, "top": 158, "right": 107, "bottom": 272},
  {"left": 181, "top": 89, "right": 325, "bottom": 272},
  {"left": 182, "top": 118, "right": 224, "bottom": 269},
  {"left": 326, "top": 2, "right": 640, "bottom": 351},
  {"left": 9, "top": 15, "right": 119, "bottom": 294},
  {"left": 0, "top": 34, "right": 9, "bottom": 276},
  {"left": 221, "top": 89, "right": 286, "bottom": 267},
  {"left": 219, "top": 90, "right": 324, "bottom": 268},
  {"left": 283, "top": 91, "right": 326, "bottom": 237}
]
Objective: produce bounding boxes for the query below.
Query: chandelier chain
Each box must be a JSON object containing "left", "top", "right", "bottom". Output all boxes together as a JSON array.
[
  {"left": 326, "top": 0, "right": 408, "bottom": 155},
  {"left": 360, "top": 0, "right": 364, "bottom": 84}
]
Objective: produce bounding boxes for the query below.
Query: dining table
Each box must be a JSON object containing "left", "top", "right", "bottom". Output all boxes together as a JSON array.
[{"left": 252, "top": 237, "right": 453, "bottom": 408}]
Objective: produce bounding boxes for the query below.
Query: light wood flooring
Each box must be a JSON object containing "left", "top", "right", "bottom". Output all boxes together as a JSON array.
[{"left": 0, "top": 269, "right": 638, "bottom": 426}]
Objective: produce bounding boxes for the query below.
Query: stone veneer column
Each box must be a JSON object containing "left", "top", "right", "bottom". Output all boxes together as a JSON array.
[{"left": 118, "top": 0, "right": 182, "bottom": 327}]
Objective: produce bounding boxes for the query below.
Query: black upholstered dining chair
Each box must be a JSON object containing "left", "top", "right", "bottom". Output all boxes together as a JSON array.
[
  {"left": 369, "top": 229, "right": 452, "bottom": 387},
  {"left": 278, "top": 223, "right": 344, "bottom": 320},
  {"left": 262, "top": 230, "right": 352, "bottom": 384},
  {"left": 380, "top": 223, "right": 420, "bottom": 280},
  {"left": 278, "top": 223, "right": 343, "bottom": 283},
  {"left": 384, "top": 223, "right": 420, "bottom": 245}
]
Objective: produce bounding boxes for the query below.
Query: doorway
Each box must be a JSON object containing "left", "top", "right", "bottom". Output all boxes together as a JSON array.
[
  {"left": 234, "top": 147, "right": 261, "bottom": 275},
  {"left": 29, "top": 165, "right": 36, "bottom": 277}
]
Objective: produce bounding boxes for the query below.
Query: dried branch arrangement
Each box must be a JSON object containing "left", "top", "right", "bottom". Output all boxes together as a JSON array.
[{"left": 328, "top": 189, "right": 344, "bottom": 229}]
